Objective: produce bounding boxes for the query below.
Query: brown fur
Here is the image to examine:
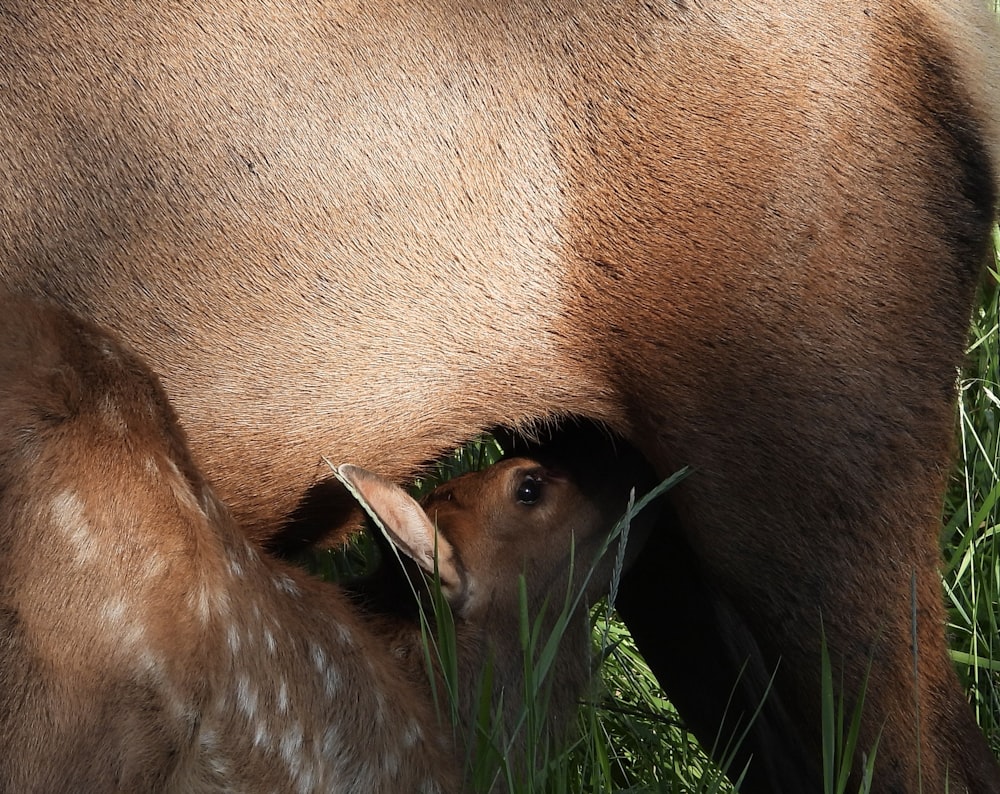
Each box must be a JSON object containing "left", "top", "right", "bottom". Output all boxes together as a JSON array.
[
  {"left": 1, "top": 2, "right": 998, "bottom": 791},
  {"left": 0, "top": 294, "right": 649, "bottom": 791}
]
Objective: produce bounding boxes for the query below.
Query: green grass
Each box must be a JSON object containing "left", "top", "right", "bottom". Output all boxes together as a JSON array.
[{"left": 941, "top": 226, "right": 1000, "bottom": 756}]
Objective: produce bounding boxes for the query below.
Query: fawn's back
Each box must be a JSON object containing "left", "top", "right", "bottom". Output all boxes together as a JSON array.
[{"left": 0, "top": 295, "right": 461, "bottom": 793}]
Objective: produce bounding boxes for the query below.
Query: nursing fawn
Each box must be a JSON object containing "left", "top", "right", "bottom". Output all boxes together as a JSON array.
[{"left": 0, "top": 293, "right": 653, "bottom": 792}]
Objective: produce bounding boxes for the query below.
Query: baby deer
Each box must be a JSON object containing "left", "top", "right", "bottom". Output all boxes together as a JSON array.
[
  {"left": 0, "top": 293, "right": 656, "bottom": 792},
  {"left": 337, "top": 439, "right": 661, "bottom": 784}
]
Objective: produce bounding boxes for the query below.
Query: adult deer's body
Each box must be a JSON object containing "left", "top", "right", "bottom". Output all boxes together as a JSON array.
[
  {"left": 1, "top": 1, "right": 998, "bottom": 791},
  {"left": 0, "top": 294, "right": 649, "bottom": 792}
]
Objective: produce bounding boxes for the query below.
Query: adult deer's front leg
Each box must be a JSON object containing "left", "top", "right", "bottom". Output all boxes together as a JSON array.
[{"left": 612, "top": 300, "right": 999, "bottom": 793}]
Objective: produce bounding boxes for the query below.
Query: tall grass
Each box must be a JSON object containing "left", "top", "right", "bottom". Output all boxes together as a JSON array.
[{"left": 941, "top": 226, "right": 1000, "bottom": 756}]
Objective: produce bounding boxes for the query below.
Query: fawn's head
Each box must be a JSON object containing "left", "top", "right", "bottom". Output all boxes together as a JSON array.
[{"left": 338, "top": 450, "right": 656, "bottom": 621}]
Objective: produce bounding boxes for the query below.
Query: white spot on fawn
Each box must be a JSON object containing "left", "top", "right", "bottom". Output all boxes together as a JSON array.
[
  {"left": 199, "top": 727, "right": 218, "bottom": 750},
  {"left": 67, "top": 524, "right": 98, "bottom": 564},
  {"left": 253, "top": 719, "right": 271, "bottom": 749},
  {"left": 236, "top": 674, "right": 258, "bottom": 719},
  {"left": 273, "top": 572, "right": 301, "bottom": 597},
  {"left": 277, "top": 679, "right": 289, "bottom": 714},
  {"left": 294, "top": 763, "right": 314, "bottom": 794},
  {"left": 99, "top": 596, "right": 128, "bottom": 629},
  {"left": 228, "top": 557, "right": 244, "bottom": 578},
  {"left": 279, "top": 721, "right": 304, "bottom": 775},
  {"left": 227, "top": 625, "right": 241, "bottom": 654},
  {"left": 263, "top": 627, "right": 277, "bottom": 655},
  {"left": 321, "top": 721, "right": 341, "bottom": 762},
  {"left": 323, "top": 664, "right": 340, "bottom": 700},
  {"left": 98, "top": 595, "right": 152, "bottom": 659},
  {"left": 336, "top": 622, "right": 353, "bottom": 647},
  {"left": 214, "top": 587, "right": 232, "bottom": 617},
  {"left": 402, "top": 719, "right": 423, "bottom": 749},
  {"left": 310, "top": 643, "right": 326, "bottom": 674},
  {"left": 208, "top": 753, "right": 230, "bottom": 778},
  {"left": 50, "top": 490, "right": 97, "bottom": 563},
  {"left": 189, "top": 583, "right": 212, "bottom": 624},
  {"left": 136, "top": 648, "right": 160, "bottom": 676}
]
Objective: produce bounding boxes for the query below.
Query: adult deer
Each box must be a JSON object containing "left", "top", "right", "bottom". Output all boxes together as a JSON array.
[
  {"left": 0, "top": 294, "right": 654, "bottom": 792},
  {"left": 1, "top": 1, "right": 998, "bottom": 791}
]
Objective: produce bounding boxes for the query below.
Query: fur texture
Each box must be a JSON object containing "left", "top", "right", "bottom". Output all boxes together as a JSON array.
[{"left": 1, "top": 2, "right": 998, "bottom": 790}]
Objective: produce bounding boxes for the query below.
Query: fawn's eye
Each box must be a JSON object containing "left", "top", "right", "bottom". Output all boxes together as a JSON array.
[{"left": 516, "top": 475, "right": 543, "bottom": 505}]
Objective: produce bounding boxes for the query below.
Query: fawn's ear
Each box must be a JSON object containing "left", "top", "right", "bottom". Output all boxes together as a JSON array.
[{"left": 336, "top": 464, "right": 461, "bottom": 595}]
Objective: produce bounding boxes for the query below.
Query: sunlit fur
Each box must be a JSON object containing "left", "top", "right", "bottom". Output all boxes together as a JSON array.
[{"left": 1, "top": 2, "right": 998, "bottom": 790}]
